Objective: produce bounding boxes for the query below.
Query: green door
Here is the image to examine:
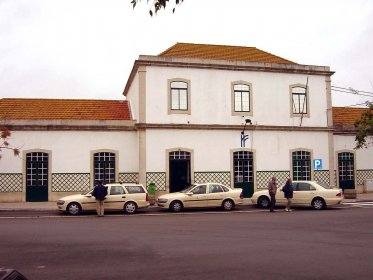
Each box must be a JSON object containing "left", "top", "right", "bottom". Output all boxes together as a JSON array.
[
  {"left": 233, "top": 151, "right": 254, "bottom": 198},
  {"left": 26, "top": 152, "right": 49, "bottom": 202},
  {"left": 338, "top": 152, "right": 355, "bottom": 191}
]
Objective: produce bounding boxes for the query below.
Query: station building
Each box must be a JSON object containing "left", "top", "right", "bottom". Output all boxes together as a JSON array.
[{"left": 0, "top": 43, "right": 372, "bottom": 202}]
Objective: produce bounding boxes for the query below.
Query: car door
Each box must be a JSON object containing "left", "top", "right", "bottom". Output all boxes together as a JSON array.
[
  {"left": 104, "top": 185, "right": 126, "bottom": 210},
  {"left": 80, "top": 190, "right": 96, "bottom": 211},
  {"left": 183, "top": 185, "right": 208, "bottom": 208},
  {"left": 207, "top": 184, "right": 225, "bottom": 207},
  {"left": 275, "top": 186, "right": 287, "bottom": 205},
  {"left": 293, "top": 182, "right": 316, "bottom": 205},
  {"left": 124, "top": 185, "right": 147, "bottom": 208}
]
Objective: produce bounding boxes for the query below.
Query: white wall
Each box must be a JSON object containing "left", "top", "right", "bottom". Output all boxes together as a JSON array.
[
  {"left": 146, "top": 129, "right": 330, "bottom": 172},
  {"left": 144, "top": 66, "right": 328, "bottom": 127},
  {"left": 0, "top": 131, "right": 138, "bottom": 173},
  {"left": 334, "top": 135, "right": 373, "bottom": 169}
]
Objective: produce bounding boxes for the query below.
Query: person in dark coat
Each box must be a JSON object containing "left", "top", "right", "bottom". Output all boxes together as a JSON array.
[
  {"left": 267, "top": 176, "right": 277, "bottom": 212},
  {"left": 92, "top": 180, "right": 108, "bottom": 217},
  {"left": 282, "top": 178, "right": 294, "bottom": 212}
]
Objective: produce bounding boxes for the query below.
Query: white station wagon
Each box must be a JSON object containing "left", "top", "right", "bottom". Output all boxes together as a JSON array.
[
  {"left": 57, "top": 183, "right": 150, "bottom": 215},
  {"left": 157, "top": 183, "right": 243, "bottom": 212},
  {"left": 251, "top": 181, "right": 343, "bottom": 210}
]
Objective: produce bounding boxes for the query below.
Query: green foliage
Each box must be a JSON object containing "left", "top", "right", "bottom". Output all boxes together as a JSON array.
[
  {"left": 355, "top": 103, "right": 373, "bottom": 149},
  {"left": 0, "top": 126, "right": 20, "bottom": 159},
  {"left": 131, "top": 0, "right": 184, "bottom": 16}
]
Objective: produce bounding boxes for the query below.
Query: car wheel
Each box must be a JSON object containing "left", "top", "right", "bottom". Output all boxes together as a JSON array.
[
  {"left": 67, "top": 202, "right": 81, "bottom": 215},
  {"left": 169, "top": 201, "right": 183, "bottom": 212},
  {"left": 124, "top": 201, "right": 137, "bottom": 214},
  {"left": 257, "top": 196, "right": 270, "bottom": 208},
  {"left": 311, "top": 197, "right": 326, "bottom": 210},
  {"left": 222, "top": 199, "right": 234, "bottom": 211}
]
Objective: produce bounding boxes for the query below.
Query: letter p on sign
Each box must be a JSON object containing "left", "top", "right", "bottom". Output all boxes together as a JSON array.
[{"left": 313, "top": 159, "right": 322, "bottom": 170}]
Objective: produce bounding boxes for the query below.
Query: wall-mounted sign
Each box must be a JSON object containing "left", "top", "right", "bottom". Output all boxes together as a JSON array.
[{"left": 312, "top": 159, "right": 322, "bottom": 170}]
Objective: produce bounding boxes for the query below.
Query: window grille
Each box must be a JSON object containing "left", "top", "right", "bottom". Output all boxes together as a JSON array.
[
  {"left": 292, "top": 151, "right": 311, "bottom": 180},
  {"left": 233, "top": 151, "right": 253, "bottom": 183},
  {"left": 94, "top": 152, "right": 116, "bottom": 184}
]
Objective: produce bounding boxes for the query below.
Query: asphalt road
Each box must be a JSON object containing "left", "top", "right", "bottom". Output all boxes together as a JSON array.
[{"left": 0, "top": 206, "right": 372, "bottom": 280}]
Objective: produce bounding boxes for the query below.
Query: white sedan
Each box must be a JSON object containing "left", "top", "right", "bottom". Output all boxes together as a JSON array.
[
  {"left": 157, "top": 183, "right": 243, "bottom": 212},
  {"left": 251, "top": 181, "right": 343, "bottom": 210},
  {"left": 57, "top": 183, "right": 150, "bottom": 215}
]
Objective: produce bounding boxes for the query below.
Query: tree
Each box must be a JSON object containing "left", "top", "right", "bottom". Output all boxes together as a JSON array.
[
  {"left": 131, "top": 0, "right": 184, "bottom": 16},
  {"left": 355, "top": 103, "right": 373, "bottom": 149},
  {"left": 0, "top": 126, "right": 20, "bottom": 160}
]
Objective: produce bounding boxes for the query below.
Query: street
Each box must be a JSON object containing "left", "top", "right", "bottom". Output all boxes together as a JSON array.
[{"left": 0, "top": 206, "right": 372, "bottom": 280}]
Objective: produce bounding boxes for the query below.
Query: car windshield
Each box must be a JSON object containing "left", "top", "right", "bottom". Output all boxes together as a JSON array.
[
  {"left": 316, "top": 182, "right": 332, "bottom": 189},
  {"left": 180, "top": 185, "right": 197, "bottom": 193}
]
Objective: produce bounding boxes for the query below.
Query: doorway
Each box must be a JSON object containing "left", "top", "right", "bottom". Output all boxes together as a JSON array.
[
  {"left": 169, "top": 151, "right": 191, "bottom": 193},
  {"left": 338, "top": 152, "right": 355, "bottom": 191},
  {"left": 233, "top": 151, "right": 254, "bottom": 197},
  {"left": 26, "top": 152, "right": 49, "bottom": 202}
]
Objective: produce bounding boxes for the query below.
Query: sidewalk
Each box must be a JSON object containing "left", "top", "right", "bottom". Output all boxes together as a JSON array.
[{"left": 0, "top": 193, "right": 372, "bottom": 211}]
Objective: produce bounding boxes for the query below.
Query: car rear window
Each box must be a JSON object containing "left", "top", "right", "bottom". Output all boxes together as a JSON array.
[{"left": 125, "top": 186, "right": 145, "bottom": 194}]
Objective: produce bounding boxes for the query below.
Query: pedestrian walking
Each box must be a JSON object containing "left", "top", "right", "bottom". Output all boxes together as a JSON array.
[
  {"left": 92, "top": 180, "right": 108, "bottom": 217},
  {"left": 282, "top": 178, "right": 294, "bottom": 212},
  {"left": 268, "top": 176, "right": 277, "bottom": 212}
]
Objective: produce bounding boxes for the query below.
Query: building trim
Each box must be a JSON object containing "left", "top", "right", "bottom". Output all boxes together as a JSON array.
[
  {"left": 123, "top": 56, "right": 334, "bottom": 96},
  {"left": 136, "top": 123, "right": 333, "bottom": 132}
]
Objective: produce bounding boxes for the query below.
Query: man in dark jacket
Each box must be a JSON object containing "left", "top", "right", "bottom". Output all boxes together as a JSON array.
[
  {"left": 92, "top": 181, "right": 108, "bottom": 217},
  {"left": 282, "top": 178, "right": 294, "bottom": 212}
]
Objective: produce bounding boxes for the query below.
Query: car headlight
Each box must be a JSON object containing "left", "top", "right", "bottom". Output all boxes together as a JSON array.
[
  {"left": 157, "top": 198, "right": 168, "bottom": 203},
  {"left": 57, "top": 200, "right": 65, "bottom": 206}
]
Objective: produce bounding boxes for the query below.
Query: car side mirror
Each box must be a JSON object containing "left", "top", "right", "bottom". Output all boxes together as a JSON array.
[
  {"left": 85, "top": 194, "right": 92, "bottom": 197},
  {"left": 186, "top": 192, "right": 193, "bottom": 196}
]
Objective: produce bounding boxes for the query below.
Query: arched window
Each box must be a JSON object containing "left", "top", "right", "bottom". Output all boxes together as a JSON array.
[
  {"left": 231, "top": 81, "right": 253, "bottom": 116},
  {"left": 93, "top": 152, "right": 116, "bottom": 184},
  {"left": 168, "top": 79, "right": 191, "bottom": 114},
  {"left": 292, "top": 150, "right": 311, "bottom": 180}
]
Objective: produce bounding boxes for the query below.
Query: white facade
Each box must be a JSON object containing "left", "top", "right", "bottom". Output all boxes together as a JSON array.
[{"left": 1, "top": 46, "right": 372, "bottom": 202}]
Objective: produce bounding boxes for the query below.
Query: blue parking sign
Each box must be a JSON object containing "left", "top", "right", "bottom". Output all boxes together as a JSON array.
[{"left": 313, "top": 159, "right": 322, "bottom": 170}]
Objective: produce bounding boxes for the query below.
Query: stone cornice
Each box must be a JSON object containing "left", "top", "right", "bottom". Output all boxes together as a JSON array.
[
  {"left": 123, "top": 56, "right": 334, "bottom": 96},
  {"left": 135, "top": 123, "right": 334, "bottom": 132}
]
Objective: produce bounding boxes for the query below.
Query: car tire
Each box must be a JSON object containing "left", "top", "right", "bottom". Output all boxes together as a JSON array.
[
  {"left": 124, "top": 201, "right": 137, "bottom": 214},
  {"left": 257, "top": 196, "right": 270, "bottom": 209},
  {"left": 311, "top": 197, "right": 326, "bottom": 210},
  {"left": 169, "top": 201, "right": 183, "bottom": 212},
  {"left": 222, "top": 199, "right": 234, "bottom": 211},
  {"left": 67, "top": 202, "right": 81, "bottom": 215}
]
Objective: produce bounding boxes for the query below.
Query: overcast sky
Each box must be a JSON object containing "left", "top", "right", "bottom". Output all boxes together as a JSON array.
[{"left": 0, "top": 0, "right": 372, "bottom": 107}]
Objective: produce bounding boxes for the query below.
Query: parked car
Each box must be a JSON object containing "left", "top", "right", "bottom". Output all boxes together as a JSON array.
[
  {"left": 157, "top": 183, "right": 244, "bottom": 212},
  {"left": 57, "top": 183, "right": 150, "bottom": 215},
  {"left": 251, "top": 181, "right": 343, "bottom": 210}
]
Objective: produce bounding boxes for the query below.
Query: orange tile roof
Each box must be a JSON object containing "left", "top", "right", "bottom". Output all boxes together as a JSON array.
[
  {"left": 158, "top": 43, "right": 296, "bottom": 64},
  {"left": 0, "top": 98, "right": 131, "bottom": 120},
  {"left": 332, "top": 107, "right": 369, "bottom": 125}
]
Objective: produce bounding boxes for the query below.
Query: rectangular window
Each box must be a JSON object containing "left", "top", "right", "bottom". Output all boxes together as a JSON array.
[
  {"left": 292, "top": 86, "right": 307, "bottom": 114},
  {"left": 234, "top": 84, "right": 250, "bottom": 112},
  {"left": 170, "top": 81, "right": 188, "bottom": 111}
]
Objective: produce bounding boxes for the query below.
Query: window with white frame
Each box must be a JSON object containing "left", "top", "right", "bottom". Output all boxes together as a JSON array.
[
  {"left": 168, "top": 79, "right": 191, "bottom": 114},
  {"left": 291, "top": 86, "right": 308, "bottom": 116},
  {"left": 232, "top": 82, "right": 252, "bottom": 116}
]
